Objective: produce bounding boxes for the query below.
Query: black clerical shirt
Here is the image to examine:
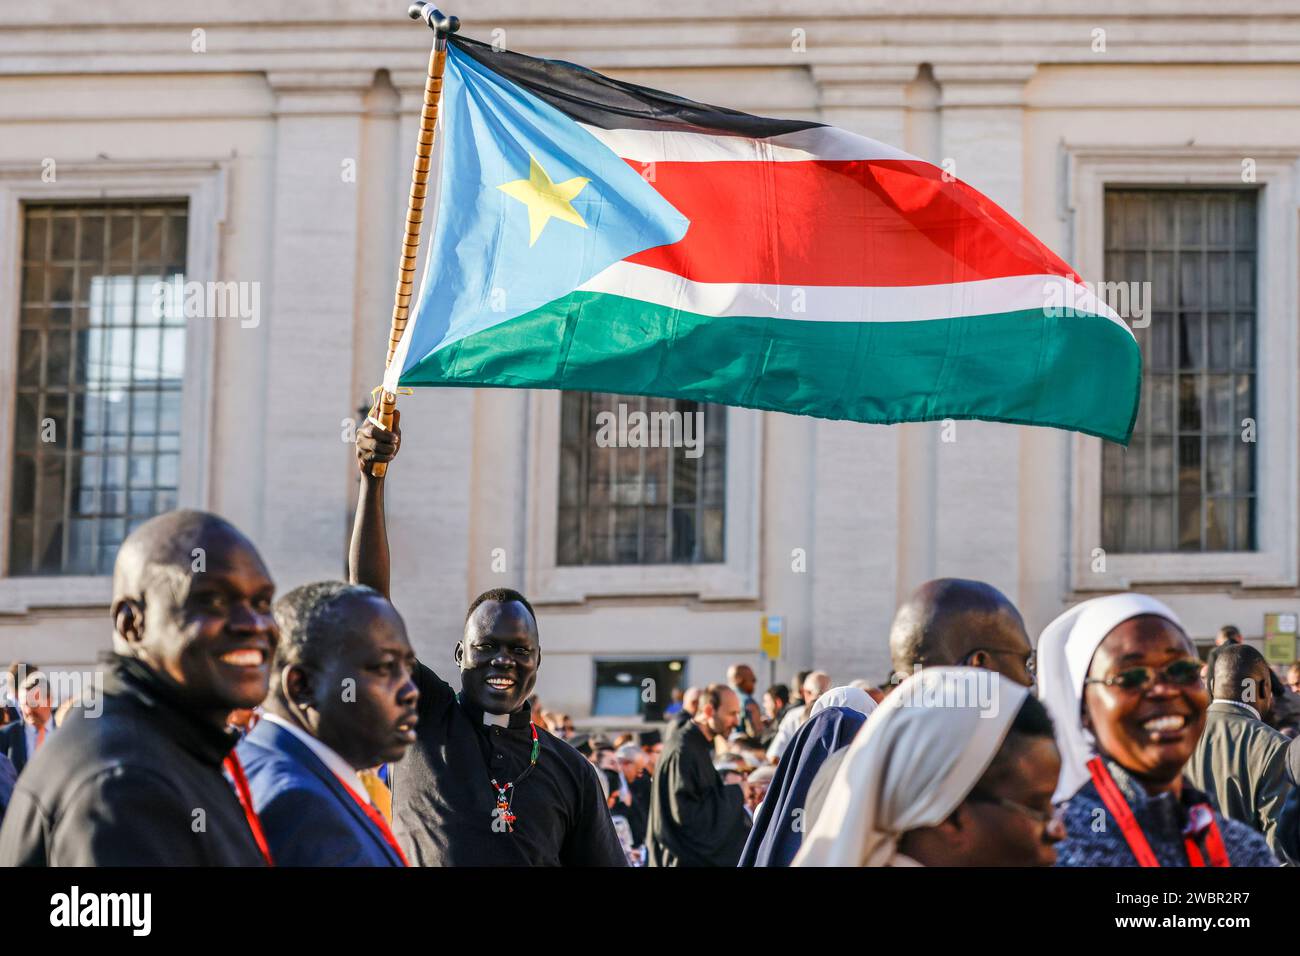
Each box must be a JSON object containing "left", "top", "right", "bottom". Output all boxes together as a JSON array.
[
  {"left": 391, "top": 662, "right": 627, "bottom": 866},
  {"left": 647, "top": 718, "right": 751, "bottom": 867}
]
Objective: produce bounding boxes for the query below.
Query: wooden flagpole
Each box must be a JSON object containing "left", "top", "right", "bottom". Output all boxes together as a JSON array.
[{"left": 370, "top": 3, "right": 460, "bottom": 478}]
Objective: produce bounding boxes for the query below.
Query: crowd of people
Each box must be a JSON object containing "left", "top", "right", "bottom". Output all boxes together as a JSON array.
[
  {"left": 1, "top": 414, "right": 1298, "bottom": 868},
  {"left": 629, "top": 587, "right": 1300, "bottom": 867}
]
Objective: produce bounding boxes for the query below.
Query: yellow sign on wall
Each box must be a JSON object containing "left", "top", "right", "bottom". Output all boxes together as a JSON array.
[
  {"left": 760, "top": 615, "right": 783, "bottom": 660},
  {"left": 1264, "top": 613, "right": 1298, "bottom": 666}
]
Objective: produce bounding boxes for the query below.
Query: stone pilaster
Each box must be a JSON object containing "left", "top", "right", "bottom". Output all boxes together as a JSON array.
[
  {"left": 259, "top": 70, "right": 372, "bottom": 585},
  {"left": 928, "top": 64, "right": 1037, "bottom": 606}
]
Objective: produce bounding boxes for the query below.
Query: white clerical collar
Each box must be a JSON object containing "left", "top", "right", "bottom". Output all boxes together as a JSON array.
[
  {"left": 483, "top": 711, "right": 510, "bottom": 728},
  {"left": 262, "top": 713, "right": 370, "bottom": 804},
  {"left": 1215, "top": 699, "right": 1262, "bottom": 721}
]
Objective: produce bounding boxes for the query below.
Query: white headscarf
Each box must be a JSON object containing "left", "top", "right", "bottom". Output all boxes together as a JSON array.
[
  {"left": 1035, "top": 593, "right": 1183, "bottom": 804},
  {"left": 807, "top": 685, "right": 877, "bottom": 720},
  {"left": 792, "top": 667, "right": 1029, "bottom": 867}
]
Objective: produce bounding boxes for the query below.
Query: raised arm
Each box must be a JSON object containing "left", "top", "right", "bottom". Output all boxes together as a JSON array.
[{"left": 349, "top": 409, "right": 401, "bottom": 601}]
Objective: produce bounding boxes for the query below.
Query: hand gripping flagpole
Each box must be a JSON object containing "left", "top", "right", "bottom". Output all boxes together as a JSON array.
[{"left": 368, "top": 3, "right": 460, "bottom": 478}]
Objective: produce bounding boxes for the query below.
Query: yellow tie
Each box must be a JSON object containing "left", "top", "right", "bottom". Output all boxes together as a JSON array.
[
  {"left": 35, "top": 724, "right": 46, "bottom": 750},
  {"left": 357, "top": 768, "right": 393, "bottom": 823}
]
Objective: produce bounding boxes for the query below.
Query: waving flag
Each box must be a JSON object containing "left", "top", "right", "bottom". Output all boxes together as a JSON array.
[{"left": 386, "top": 35, "right": 1140, "bottom": 443}]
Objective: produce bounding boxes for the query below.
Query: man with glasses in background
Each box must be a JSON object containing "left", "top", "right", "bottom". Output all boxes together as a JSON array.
[
  {"left": 796, "top": 577, "right": 1037, "bottom": 830},
  {"left": 888, "top": 578, "right": 1036, "bottom": 688}
]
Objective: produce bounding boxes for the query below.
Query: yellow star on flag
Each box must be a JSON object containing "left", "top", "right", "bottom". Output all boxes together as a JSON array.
[{"left": 497, "top": 154, "right": 591, "bottom": 247}]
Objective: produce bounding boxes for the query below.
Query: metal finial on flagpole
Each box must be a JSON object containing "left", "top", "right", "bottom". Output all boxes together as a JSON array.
[
  {"left": 408, "top": 2, "right": 460, "bottom": 36},
  {"left": 368, "top": 5, "right": 460, "bottom": 478}
]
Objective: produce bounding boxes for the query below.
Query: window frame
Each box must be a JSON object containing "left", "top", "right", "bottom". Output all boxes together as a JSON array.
[
  {"left": 0, "top": 161, "right": 225, "bottom": 611},
  {"left": 556, "top": 391, "right": 728, "bottom": 568},
  {"left": 525, "top": 389, "right": 761, "bottom": 604},
  {"left": 1100, "top": 187, "right": 1259, "bottom": 555},
  {"left": 1068, "top": 148, "right": 1299, "bottom": 590}
]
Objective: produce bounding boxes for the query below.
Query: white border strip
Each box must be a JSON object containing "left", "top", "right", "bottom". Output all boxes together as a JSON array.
[
  {"left": 577, "top": 260, "right": 1132, "bottom": 334},
  {"left": 578, "top": 122, "right": 921, "bottom": 165}
]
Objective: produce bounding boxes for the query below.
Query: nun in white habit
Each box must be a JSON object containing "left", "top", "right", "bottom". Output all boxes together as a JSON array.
[
  {"left": 1036, "top": 593, "right": 1277, "bottom": 867},
  {"left": 792, "top": 667, "right": 1036, "bottom": 867},
  {"left": 806, "top": 684, "right": 875, "bottom": 721},
  {"left": 1034, "top": 592, "right": 1186, "bottom": 804}
]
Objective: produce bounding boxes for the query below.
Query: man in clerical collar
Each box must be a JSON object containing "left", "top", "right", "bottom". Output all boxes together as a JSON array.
[
  {"left": 351, "top": 414, "right": 626, "bottom": 866},
  {"left": 647, "top": 682, "right": 752, "bottom": 867},
  {"left": 238, "top": 581, "right": 418, "bottom": 866},
  {"left": 0, "top": 510, "right": 277, "bottom": 866}
]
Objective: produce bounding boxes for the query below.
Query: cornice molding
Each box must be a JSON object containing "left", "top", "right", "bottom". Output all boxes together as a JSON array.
[
  {"left": 931, "top": 63, "right": 1039, "bottom": 108},
  {"left": 6, "top": 0, "right": 1300, "bottom": 25},
  {"left": 4, "top": 13, "right": 1300, "bottom": 77},
  {"left": 265, "top": 68, "right": 376, "bottom": 115},
  {"left": 809, "top": 63, "right": 918, "bottom": 109}
]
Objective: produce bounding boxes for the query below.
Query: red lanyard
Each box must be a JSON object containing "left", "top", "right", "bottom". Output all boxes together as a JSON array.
[
  {"left": 340, "top": 779, "right": 409, "bottom": 866},
  {"left": 1087, "top": 756, "right": 1230, "bottom": 867},
  {"left": 223, "top": 754, "right": 274, "bottom": 866}
]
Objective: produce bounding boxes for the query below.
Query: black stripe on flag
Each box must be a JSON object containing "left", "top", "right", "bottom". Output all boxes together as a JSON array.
[{"left": 449, "top": 34, "right": 823, "bottom": 138}]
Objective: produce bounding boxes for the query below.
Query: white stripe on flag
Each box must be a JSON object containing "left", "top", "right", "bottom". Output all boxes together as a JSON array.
[
  {"left": 577, "top": 261, "right": 1132, "bottom": 332},
  {"left": 578, "top": 122, "right": 920, "bottom": 164}
]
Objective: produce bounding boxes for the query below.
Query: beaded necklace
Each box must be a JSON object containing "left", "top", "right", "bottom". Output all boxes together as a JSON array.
[{"left": 489, "top": 720, "right": 540, "bottom": 833}]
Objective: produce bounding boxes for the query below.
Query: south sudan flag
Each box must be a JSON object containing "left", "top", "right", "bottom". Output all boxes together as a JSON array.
[{"left": 386, "top": 35, "right": 1140, "bottom": 443}]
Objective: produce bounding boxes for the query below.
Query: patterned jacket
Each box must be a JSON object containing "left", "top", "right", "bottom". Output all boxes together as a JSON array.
[{"left": 1055, "top": 756, "right": 1279, "bottom": 867}]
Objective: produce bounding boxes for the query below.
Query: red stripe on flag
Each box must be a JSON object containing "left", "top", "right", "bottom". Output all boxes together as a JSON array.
[{"left": 625, "top": 158, "right": 1079, "bottom": 288}]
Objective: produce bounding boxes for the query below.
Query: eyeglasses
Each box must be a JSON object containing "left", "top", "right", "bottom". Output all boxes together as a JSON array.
[
  {"left": 963, "top": 648, "right": 1036, "bottom": 677},
  {"left": 966, "top": 792, "right": 1061, "bottom": 828},
  {"left": 1084, "top": 658, "right": 1203, "bottom": 692}
]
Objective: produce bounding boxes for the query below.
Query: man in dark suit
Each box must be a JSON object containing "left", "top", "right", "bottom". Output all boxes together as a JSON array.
[
  {"left": 237, "top": 581, "right": 419, "bottom": 866},
  {"left": 1187, "top": 643, "right": 1295, "bottom": 862},
  {"left": 1, "top": 664, "right": 54, "bottom": 774}
]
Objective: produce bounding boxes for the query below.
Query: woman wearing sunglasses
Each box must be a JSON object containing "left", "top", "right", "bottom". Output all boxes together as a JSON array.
[{"left": 1037, "top": 593, "right": 1276, "bottom": 867}]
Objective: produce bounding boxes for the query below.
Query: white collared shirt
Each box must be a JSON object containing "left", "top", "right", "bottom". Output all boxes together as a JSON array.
[
  {"left": 1215, "top": 699, "right": 1262, "bottom": 721},
  {"left": 261, "top": 713, "right": 370, "bottom": 805}
]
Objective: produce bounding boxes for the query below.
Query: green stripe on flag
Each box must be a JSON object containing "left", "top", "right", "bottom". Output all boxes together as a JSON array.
[{"left": 399, "top": 291, "right": 1140, "bottom": 443}]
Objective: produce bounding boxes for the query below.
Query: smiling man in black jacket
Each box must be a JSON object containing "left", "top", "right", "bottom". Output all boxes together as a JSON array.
[{"left": 0, "top": 510, "right": 278, "bottom": 866}]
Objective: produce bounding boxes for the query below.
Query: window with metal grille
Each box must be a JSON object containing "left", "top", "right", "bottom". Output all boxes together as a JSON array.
[
  {"left": 10, "top": 202, "right": 188, "bottom": 576},
  {"left": 1101, "top": 188, "right": 1257, "bottom": 553},
  {"left": 557, "top": 392, "right": 725, "bottom": 565}
]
